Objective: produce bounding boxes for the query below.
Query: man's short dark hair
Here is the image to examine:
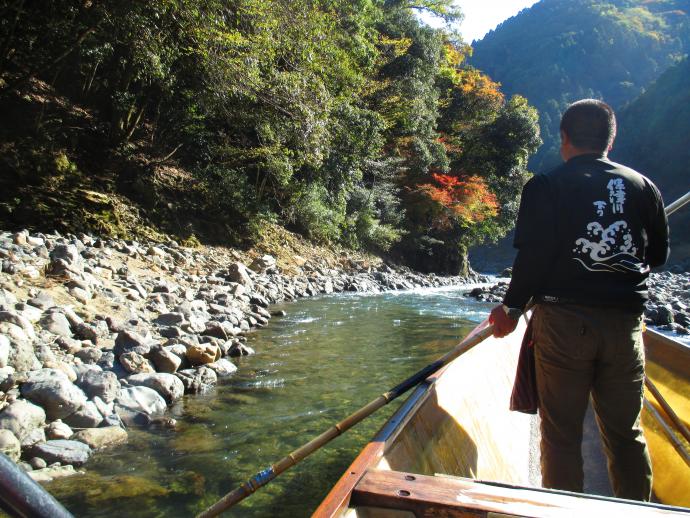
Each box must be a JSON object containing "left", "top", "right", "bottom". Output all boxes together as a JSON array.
[{"left": 560, "top": 99, "right": 617, "bottom": 152}]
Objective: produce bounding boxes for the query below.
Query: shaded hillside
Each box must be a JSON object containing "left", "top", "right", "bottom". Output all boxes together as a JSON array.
[
  {"left": 613, "top": 57, "right": 690, "bottom": 244},
  {"left": 470, "top": 0, "right": 690, "bottom": 172},
  {"left": 0, "top": 1, "right": 540, "bottom": 275}
]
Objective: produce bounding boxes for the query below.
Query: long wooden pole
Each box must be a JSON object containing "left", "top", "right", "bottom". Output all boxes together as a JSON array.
[
  {"left": 645, "top": 378, "right": 690, "bottom": 445},
  {"left": 196, "top": 323, "right": 495, "bottom": 517}
]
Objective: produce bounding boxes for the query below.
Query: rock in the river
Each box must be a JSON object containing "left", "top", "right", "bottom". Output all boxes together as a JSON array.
[
  {"left": 115, "top": 386, "right": 167, "bottom": 417},
  {"left": 206, "top": 358, "right": 237, "bottom": 377},
  {"left": 0, "top": 429, "right": 21, "bottom": 461},
  {"left": 227, "top": 341, "right": 255, "bottom": 357},
  {"left": 20, "top": 369, "right": 88, "bottom": 420},
  {"left": 0, "top": 399, "right": 46, "bottom": 440},
  {"left": 186, "top": 343, "right": 221, "bottom": 365},
  {"left": 72, "top": 426, "right": 128, "bottom": 449},
  {"left": 126, "top": 373, "right": 185, "bottom": 403},
  {"left": 77, "top": 369, "right": 120, "bottom": 402},
  {"left": 27, "top": 464, "right": 78, "bottom": 483},
  {"left": 175, "top": 367, "right": 217, "bottom": 394},
  {"left": 30, "top": 440, "right": 91, "bottom": 466}
]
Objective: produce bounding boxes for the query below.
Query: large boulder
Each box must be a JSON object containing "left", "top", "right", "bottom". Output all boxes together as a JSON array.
[
  {"left": 0, "top": 430, "right": 21, "bottom": 461},
  {"left": 20, "top": 369, "right": 88, "bottom": 420},
  {"left": 148, "top": 346, "right": 181, "bottom": 373},
  {"left": 63, "top": 401, "right": 103, "bottom": 428},
  {"left": 227, "top": 262, "right": 254, "bottom": 287},
  {"left": 27, "top": 291, "right": 57, "bottom": 310},
  {"left": 115, "top": 386, "right": 167, "bottom": 417},
  {"left": 249, "top": 254, "right": 277, "bottom": 273},
  {"left": 30, "top": 440, "right": 91, "bottom": 466},
  {"left": 7, "top": 338, "right": 40, "bottom": 372},
  {"left": 113, "top": 330, "right": 151, "bottom": 357},
  {"left": 72, "top": 426, "right": 128, "bottom": 450},
  {"left": 0, "top": 334, "right": 9, "bottom": 367},
  {"left": 76, "top": 369, "right": 120, "bottom": 402},
  {"left": 0, "top": 311, "right": 36, "bottom": 342},
  {"left": 206, "top": 359, "right": 238, "bottom": 377},
  {"left": 175, "top": 367, "right": 217, "bottom": 394},
  {"left": 47, "top": 244, "right": 83, "bottom": 276},
  {"left": 126, "top": 373, "right": 184, "bottom": 403},
  {"left": 119, "top": 351, "right": 155, "bottom": 374},
  {"left": 0, "top": 399, "right": 46, "bottom": 440},
  {"left": 186, "top": 343, "right": 221, "bottom": 366},
  {"left": 40, "top": 312, "right": 73, "bottom": 338}
]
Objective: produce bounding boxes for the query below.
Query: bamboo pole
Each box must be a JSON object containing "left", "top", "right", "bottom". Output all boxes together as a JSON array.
[
  {"left": 196, "top": 323, "right": 495, "bottom": 517},
  {"left": 644, "top": 378, "right": 690, "bottom": 445},
  {"left": 665, "top": 190, "right": 690, "bottom": 216},
  {"left": 643, "top": 400, "right": 690, "bottom": 468}
]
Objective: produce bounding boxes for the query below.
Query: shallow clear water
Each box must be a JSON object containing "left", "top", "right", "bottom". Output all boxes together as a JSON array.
[{"left": 47, "top": 286, "right": 493, "bottom": 517}]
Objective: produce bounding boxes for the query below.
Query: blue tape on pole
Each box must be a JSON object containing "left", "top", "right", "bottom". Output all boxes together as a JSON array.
[{"left": 253, "top": 467, "right": 274, "bottom": 487}]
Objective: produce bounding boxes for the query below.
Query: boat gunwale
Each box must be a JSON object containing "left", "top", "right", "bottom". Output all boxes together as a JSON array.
[{"left": 315, "top": 325, "right": 690, "bottom": 517}]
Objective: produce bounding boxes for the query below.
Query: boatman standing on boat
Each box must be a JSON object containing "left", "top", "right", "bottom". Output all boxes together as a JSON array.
[{"left": 489, "top": 99, "right": 669, "bottom": 501}]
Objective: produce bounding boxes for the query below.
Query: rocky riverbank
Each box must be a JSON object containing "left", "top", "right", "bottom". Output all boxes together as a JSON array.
[
  {"left": 466, "top": 268, "right": 690, "bottom": 336},
  {"left": 0, "top": 229, "right": 472, "bottom": 483}
]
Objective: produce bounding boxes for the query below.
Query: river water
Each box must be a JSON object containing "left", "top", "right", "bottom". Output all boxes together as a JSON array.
[{"left": 47, "top": 286, "right": 494, "bottom": 517}]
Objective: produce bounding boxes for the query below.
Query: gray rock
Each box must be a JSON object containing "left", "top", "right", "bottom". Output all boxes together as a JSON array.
[
  {"left": 47, "top": 244, "right": 83, "bottom": 276},
  {"left": 227, "top": 262, "right": 254, "bottom": 287},
  {"left": 114, "top": 330, "right": 151, "bottom": 357},
  {"left": 75, "top": 347, "right": 102, "bottom": 364},
  {"left": 46, "top": 421, "right": 73, "bottom": 440},
  {"left": 0, "top": 429, "right": 21, "bottom": 461},
  {"left": 29, "top": 457, "right": 47, "bottom": 470},
  {"left": 27, "top": 292, "right": 56, "bottom": 310},
  {"left": 72, "top": 426, "right": 128, "bottom": 449},
  {"left": 154, "top": 312, "right": 185, "bottom": 326},
  {"left": 228, "top": 342, "right": 255, "bottom": 357},
  {"left": 77, "top": 369, "right": 120, "bottom": 402},
  {"left": 20, "top": 427, "right": 46, "bottom": 448},
  {"left": 0, "top": 399, "right": 46, "bottom": 440},
  {"left": 149, "top": 346, "right": 181, "bottom": 373},
  {"left": 63, "top": 400, "right": 103, "bottom": 428},
  {"left": 40, "top": 312, "right": 73, "bottom": 338},
  {"left": 206, "top": 358, "right": 238, "bottom": 377},
  {"left": 115, "top": 386, "right": 167, "bottom": 417},
  {"left": 30, "top": 440, "right": 91, "bottom": 466},
  {"left": 0, "top": 322, "right": 29, "bottom": 343},
  {"left": 119, "top": 351, "right": 155, "bottom": 374},
  {"left": 27, "top": 464, "right": 78, "bottom": 483},
  {"left": 126, "top": 373, "right": 184, "bottom": 403},
  {"left": 249, "top": 255, "right": 277, "bottom": 273},
  {"left": 0, "top": 334, "right": 9, "bottom": 367},
  {"left": 20, "top": 369, "right": 88, "bottom": 420},
  {"left": 175, "top": 367, "right": 217, "bottom": 394},
  {"left": 0, "top": 311, "right": 36, "bottom": 341}
]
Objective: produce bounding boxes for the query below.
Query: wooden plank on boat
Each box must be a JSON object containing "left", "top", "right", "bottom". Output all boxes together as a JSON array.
[{"left": 351, "top": 469, "right": 690, "bottom": 517}]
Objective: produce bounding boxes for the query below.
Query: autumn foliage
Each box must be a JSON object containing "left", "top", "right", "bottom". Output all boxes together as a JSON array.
[{"left": 418, "top": 173, "right": 499, "bottom": 229}]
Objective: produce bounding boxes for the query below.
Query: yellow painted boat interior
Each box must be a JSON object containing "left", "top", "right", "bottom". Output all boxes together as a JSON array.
[{"left": 367, "top": 320, "right": 690, "bottom": 509}]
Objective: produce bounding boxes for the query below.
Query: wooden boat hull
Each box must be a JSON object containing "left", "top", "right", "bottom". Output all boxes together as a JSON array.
[{"left": 315, "top": 319, "right": 690, "bottom": 517}]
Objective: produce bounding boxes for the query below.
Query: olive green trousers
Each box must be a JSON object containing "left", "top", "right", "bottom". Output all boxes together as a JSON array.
[{"left": 532, "top": 303, "right": 652, "bottom": 501}]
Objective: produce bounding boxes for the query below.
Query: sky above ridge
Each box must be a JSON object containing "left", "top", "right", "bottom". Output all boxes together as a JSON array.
[{"left": 419, "top": 0, "right": 540, "bottom": 43}]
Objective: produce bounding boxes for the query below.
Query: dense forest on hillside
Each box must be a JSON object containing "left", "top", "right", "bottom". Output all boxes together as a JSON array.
[
  {"left": 0, "top": 0, "right": 540, "bottom": 275},
  {"left": 614, "top": 57, "right": 690, "bottom": 242},
  {"left": 471, "top": 0, "right": 689, "bottom": 172}
]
